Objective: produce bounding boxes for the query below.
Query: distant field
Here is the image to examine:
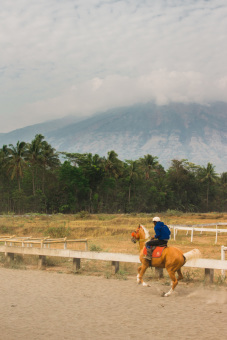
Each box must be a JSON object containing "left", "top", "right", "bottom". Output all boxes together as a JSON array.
[{"left": 0, "top": 212, "right": 227, "bottom": 284}]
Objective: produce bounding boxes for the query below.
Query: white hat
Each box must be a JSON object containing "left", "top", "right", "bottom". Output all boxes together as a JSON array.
[{"left": 153, "top": 216, "right": 160, "bottom": 222}]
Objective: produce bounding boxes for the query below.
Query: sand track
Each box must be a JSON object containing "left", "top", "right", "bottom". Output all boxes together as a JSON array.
[{"left": 0, "top": 268, "right": 226, "bottom": 340}]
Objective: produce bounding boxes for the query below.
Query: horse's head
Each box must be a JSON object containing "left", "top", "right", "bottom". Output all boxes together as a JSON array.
[
  {"left": 131, "top": 224, "right": 149, "bottom": 243},
  {"left": 131, "top": 225, "right": 140, "bottom": 243}
]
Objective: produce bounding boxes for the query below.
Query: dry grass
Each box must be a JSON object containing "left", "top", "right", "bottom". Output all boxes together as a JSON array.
[{"left": 0, "top": 212, "right": 227, "bottom": 285}]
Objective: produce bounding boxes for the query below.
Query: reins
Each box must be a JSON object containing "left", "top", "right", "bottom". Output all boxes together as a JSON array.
[
  {"left": 132, "top": 225, "right": 150, "bottom": 250},
  {"left": 139, "top": 238, "right": 149, "bottom": 243},
  {"left": 136, "top": 238, "right": 149, "bottom": 251}
]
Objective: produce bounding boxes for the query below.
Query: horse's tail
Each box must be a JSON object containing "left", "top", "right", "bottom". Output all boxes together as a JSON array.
[{"left": 183, "top": 249, "right": 201, "bottom": 263}]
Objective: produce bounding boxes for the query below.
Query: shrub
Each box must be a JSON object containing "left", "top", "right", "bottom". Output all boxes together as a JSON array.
[
  {"left": 89, "top": 244, "right": 102, "bottom": 252},
  {"left": 0, "top": 225, "right": 12, "bottom": 234},
  {"left": 79, "top": 211, "right": 91, "bottom": 219},
  {"left": 166, "top": 209, "right": 183, "bottom": 216},
  {"left": 44, "top": 226, "right": 71, "bottom": 238}
]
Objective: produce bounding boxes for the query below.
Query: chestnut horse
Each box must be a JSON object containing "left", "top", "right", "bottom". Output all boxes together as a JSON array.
[{"left": 131, "top": 224, "right": 200, "bottom": 297}]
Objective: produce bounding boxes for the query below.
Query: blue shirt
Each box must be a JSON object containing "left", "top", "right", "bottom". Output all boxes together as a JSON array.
[{"left": 154, "top": 221, "right": 171, "bottom": 240}]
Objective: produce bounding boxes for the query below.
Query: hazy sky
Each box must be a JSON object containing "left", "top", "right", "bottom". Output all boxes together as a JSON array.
[{"left": 1, "top": 0, "right": 227, "bottom": 132}]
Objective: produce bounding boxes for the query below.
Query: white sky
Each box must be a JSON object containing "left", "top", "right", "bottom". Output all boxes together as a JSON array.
[{"left": 0, "top": 0, "right": 227, "bottom": 132}]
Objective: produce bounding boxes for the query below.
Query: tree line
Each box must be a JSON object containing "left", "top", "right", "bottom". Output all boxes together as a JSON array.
[{"left": 0, "top": 134, "right": 226, "bottom": 214}]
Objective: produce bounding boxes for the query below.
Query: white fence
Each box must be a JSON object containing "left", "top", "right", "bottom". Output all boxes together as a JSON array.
[
  {"left": 169, "top": 223, "right": 227, "bottom": 243},
  {"left": 0, "top": 245, "right": 227, "bottom": 283},
  {"left": 221, "top": 245, "right": 227, "bottom": 278}
]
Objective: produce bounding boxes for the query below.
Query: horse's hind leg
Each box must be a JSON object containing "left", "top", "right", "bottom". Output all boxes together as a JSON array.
[
  {"left": 164, "top": 269, "right": 178, "bottom": 297},
  {"left": 177, "top": 268, "right": 183, "bottom": 281}
]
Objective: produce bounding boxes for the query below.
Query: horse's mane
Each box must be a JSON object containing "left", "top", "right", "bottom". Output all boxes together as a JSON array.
[{"left": 140, "top": 225, "right": 150, "bottom": 239}]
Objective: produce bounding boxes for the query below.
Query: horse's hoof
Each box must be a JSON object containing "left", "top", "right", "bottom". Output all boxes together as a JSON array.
[
  {"left": 163, "top": 288, "right": 173, "bottom": 297},
  {"left": 161, "top": 292, "right": 169, "bottom": 297},
  {"left": 163, "top": 292, "right": 171, "bottom": 297}
]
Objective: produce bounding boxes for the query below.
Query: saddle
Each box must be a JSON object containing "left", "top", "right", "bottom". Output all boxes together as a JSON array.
[{"left": 143, "top": 245, "right": 167, "bottom": 258}]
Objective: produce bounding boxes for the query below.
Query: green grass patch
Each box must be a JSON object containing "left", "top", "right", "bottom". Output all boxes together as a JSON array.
[
  {"left": 0, "top": 225, "right": 14, "bottom": 234},
  {"left": 89, "top": 244, "right": 103, "bottom": 252},
  {"left": 44, "top": 225, "right": 71, "bottom": 238}
]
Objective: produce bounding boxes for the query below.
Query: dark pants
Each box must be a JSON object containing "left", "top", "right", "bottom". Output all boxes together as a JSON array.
[{"left": 146, "top": 239, "right": 168, "bottom": 248}]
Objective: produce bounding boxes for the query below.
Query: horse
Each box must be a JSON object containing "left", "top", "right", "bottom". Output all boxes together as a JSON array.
[{"left": 131, "top": 224, "right": 200, "bottom": 297}]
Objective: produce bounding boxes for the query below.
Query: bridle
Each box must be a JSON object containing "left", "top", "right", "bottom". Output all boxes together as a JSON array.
[{"left": 131, "top": 225, "right": 149, "bottom": 244}]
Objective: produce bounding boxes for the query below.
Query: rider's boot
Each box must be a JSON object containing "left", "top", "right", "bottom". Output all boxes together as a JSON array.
[{"left": 143, "top": 246, "right": 155, "bottom": 261}]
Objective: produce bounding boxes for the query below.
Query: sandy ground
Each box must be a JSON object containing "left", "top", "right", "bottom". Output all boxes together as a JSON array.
[{"left": 0, "top": 268, "right": 226, "bottom": 340}]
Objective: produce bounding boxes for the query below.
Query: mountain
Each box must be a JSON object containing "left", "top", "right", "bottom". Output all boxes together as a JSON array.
[
  {"left": 1, "top": 102, "right": 227, "bottom": 173},
  {"left": 0, "top": 115, "right": 85, "bottom": 146}
]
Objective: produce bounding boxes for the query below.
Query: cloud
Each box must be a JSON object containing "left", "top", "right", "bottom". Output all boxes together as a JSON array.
[
  {"left": 0, "top": 0, "right": 227, "bottom": 131},
  {"left": 16, "top": 69, "right": 226, "bottom": 128}
]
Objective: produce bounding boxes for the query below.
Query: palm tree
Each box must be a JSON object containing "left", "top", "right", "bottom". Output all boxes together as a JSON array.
[
  {"left": 221, "top": 172, "right": 227, "bottom": 187},
  {"left": 0, "top": 145, "right": 11, "bottom": 208},
  {"left": 200, "top": 162, "right": 217, "bottom": 211},
  {"left": 39, "top": 141, "right": 60, "bottom": 193},
  {"left": 139, "top": 154, "right": 159, "bottom": 180},
  {"left": 220, "top": 172, "right": 227, "bottom": 211},
  {"left": 78, "top": 153, "right": 105, "bottom": 212},
  {"left": 27, "top": 134, "right": 45, "bottom": 195},
  {"left": 105, "top": 150, "right": 123, "bottom": 179},
  {"left": 7, "top": 141, "right": 28, "bottom": 191},
  {"left": 0, "top": 144, "right": 9, "bottom": 158},
  {"left": 166, "top": 159, "right": 191, "bottom": 211},
  {"left": 0, "top": 144, "right": 10, "bottom": 171},
  {"left": 125, "top": 160, "right": 139, "bottom": 203}
]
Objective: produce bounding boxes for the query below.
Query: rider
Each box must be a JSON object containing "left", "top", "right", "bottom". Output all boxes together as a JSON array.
[{"left": 144, "top": 216, "right": 171, "bottom": 261}]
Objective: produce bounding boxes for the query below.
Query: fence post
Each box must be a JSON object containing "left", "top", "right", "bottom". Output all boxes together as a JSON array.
[
  {"left": 215, "top": 225, "right": 218, "bottom": 244},
  {"left": 6, "top": 252, "right": 14, "bottom": 263},
  {"left": 64, "top": 237, "right": 67, "bottom": 250},
  {"left": 73, "top": 258, "right": 81, "bottom": 272},
  {"left": 205, "top": 268, "right": 214, "bottom": 283},
  {"left": 191, "top": 228, "right": 194, "bottom": 242},
  {"left": 38, "top": 255, "right": 46, "bottom": 269},
  {"left": 221, "top": 245, "right": 225, "bottom": 278},
  {"left": 112, "top": 261, "right": 119, "bottom": 273}
]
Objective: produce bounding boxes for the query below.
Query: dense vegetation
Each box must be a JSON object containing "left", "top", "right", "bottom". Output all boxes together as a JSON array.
[{"left": 0, "top": 134, "right": 226, "bottom": 214}]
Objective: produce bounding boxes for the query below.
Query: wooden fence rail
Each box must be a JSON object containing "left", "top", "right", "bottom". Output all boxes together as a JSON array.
[
  {"left": 0, "top": 245, "right": 227, "bottom": 283},
  {"left": 0, "top": 236, "right": 88, "bottom": 250}
]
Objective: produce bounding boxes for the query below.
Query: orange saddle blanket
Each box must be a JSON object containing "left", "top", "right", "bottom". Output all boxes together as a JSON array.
[{"left": 143, "top": 246, "right": 166, "bottom": 258}]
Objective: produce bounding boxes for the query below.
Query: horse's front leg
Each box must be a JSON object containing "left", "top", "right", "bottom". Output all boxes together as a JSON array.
[
  {"left": 137, "top": 265, "right": 146, "bottom": 284},
  {"left": 137, "top": 265, "right": 142, "bottom": 283},
  {"left": 137, "top": 262, "right": 150, "bottom": 287}
]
